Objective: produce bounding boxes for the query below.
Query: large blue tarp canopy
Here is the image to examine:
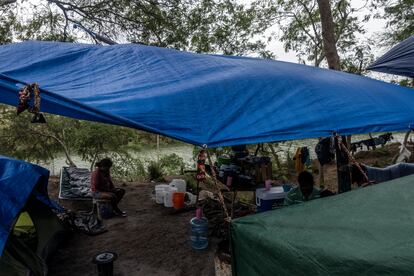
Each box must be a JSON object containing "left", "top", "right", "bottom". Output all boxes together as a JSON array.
[
  {"left": 0, "top": 156, "right": 50, "bottom": 255},
  {"left": 367, "top": 35, "right": 414, "bottom": 78},
  {"left": 0, "top": 41, "right": 414, "bottom": 147}
]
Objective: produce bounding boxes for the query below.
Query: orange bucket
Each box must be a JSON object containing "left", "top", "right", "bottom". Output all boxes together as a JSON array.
[{"left": 172, "top": 192, "right": 185, "bottom": 209}]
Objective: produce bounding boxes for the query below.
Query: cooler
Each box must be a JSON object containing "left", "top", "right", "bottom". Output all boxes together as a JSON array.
[{"left": 256, "top": 186, "right": 286, "bottom": 212}]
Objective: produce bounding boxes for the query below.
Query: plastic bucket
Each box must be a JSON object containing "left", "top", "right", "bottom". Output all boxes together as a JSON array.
[
  {"left": 164, "top": 187, "right": 178, "bottom": 207},
  {"left": 173, "top": 192, "right": 185, "bottom": 209},
  {"left": 184, "top": 192, "right": 196, "bottom": 205},
  {"left": 155, "top": 184, "right": 169, "bottom": 204}
]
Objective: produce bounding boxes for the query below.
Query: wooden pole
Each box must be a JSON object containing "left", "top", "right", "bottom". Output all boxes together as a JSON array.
[
  {"left": 156, "top": 134, "right": 160, "bottom": 161},
  {"left": 335, "top": 135, "right": 351, "bottom": 193}
]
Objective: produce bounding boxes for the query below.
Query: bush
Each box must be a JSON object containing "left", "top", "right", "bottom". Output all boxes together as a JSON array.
[
  {"left": 147, "top": 160, "right": 164, "bottom": 181},
  {"left": 107, "top": 153, "right": 146, "bottom": 182},
  {"left": 159, "top": 153, "right": 185, "bottom": 175}
]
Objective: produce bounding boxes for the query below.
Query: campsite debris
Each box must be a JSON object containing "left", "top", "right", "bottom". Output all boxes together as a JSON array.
[
  {"left": 92, "top": 251, "right": 118, "bottom": 276},
  {"left": 58, "top": 211, "right": 107, "bottom": 236}
]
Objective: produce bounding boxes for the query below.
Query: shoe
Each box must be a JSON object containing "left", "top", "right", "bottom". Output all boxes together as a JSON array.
[{"left": 114, "top": 210, "right": 127, "bottom": 217}]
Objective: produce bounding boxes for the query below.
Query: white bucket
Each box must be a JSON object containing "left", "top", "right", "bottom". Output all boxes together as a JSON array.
[
  {"left": 184, "top": 192, "right": 197, "bottom": 205},
  {"left": 169, "top": 179, "right": 187, "bottom": 193},
  {"left": 155, "top": 184, "right": 169, "bottom": 204},
  {"left": 164, "top": 186, "right": 178, "bottom": 207}
]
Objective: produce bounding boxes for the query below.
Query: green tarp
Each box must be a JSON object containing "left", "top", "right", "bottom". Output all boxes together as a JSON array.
[{"left": 231, "top": 174, "right": 414, "bottom": 275}]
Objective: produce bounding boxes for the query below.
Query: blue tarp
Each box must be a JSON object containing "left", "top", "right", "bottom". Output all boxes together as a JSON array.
[
  {"left": 367, "top": 35, "right": 414, "bottom": 78},
  {"left": 0, "top": 156, "right": 50, "bottom": 255},
  {"left": 0, "top": 41, "right": 414, "bottom": 147}
]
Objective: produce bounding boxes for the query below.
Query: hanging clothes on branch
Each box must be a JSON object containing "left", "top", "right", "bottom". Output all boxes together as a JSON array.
[
  {"left": 315, "top": 137, "right": 335, "bottom": 166},
  {"left": 294, "top": 147, "right": 311, "bottom": 174}
]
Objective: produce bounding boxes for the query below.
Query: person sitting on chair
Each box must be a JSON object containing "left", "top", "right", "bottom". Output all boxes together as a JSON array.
[
  {"left": 91, "top": 158, "right": 126, "bottom": 217},
  {"left": 284, "top": 171, "right": 321, "bottom": 206}
]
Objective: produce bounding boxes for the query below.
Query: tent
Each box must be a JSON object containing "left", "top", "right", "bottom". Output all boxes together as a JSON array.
[
  {"left": 231, "top": 174, "right": 414, "bottom": 276},
  {"left": 0, "top": 41, "right": 413, "bottom": 148},
  {"left": 367, "top": 35, "right": 414, "bottom": 78},
  {"left": 0, "top": 156, "right": 66, "bottom": 276}
]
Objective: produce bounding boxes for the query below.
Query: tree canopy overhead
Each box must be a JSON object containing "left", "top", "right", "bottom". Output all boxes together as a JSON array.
[
  {"left": 1, "top": 0, "right": 273, "bottom": 57},
  {"left": 253, "top": 0, "right": 374, "bottom": 72},
  {"left": 372, "top": 0, "right": 414, "bottom": 45}
]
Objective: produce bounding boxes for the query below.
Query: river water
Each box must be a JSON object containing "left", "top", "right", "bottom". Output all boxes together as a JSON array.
[{"left": 40, "top": 132, "right": 409, "bottom": 176}]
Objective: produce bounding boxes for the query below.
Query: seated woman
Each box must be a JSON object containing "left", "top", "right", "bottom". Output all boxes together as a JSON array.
[{"left": 91, "top": 158, "right": 126, "bottom": 217}]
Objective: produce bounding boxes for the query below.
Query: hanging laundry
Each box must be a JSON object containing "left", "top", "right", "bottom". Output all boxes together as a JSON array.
[
  {"left": 294, "top": 147, "right": 304, "bottom": 173},
  {"left": 301, "top": 147, "right": 311, "bottom": 167},
  {"left": 315, "top": 138, "right": 335, "bottom": 166}
]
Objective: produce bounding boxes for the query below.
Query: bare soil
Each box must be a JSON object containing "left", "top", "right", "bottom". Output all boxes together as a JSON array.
[
  {"left": 45, "top": 143, "right": 407, "bottom": 275},
  {"left": 47, "top": 178, "right": 216, "bottom": 276}
]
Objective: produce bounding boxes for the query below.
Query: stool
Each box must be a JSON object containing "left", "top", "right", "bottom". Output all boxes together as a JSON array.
[{"left": 93, "top": 198, "right": 112, "bottom": 221}]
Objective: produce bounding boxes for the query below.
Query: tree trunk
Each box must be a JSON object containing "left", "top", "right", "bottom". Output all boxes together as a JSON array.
[
  {"left": 31, "top": 131, "right": 76, "bottom": 167},
  {"left": 317, "top": 0, "right": 353, "bottom": 192},
  {"left": 317, "top": 0, "right": 341, "bottom": 70}
]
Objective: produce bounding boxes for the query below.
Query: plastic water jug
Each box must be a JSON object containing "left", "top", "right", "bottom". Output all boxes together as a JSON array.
[
  {"left": 169, "top": 179, "right": 187, "bottom": 192},
  {"left": 190, "top": 208, "right": 208, "bottom": 250},
  {"left": 164, "top": 186, "right": 178, "bottom": 207},
  {"left": 155, "top": 184, "right": 169, "bottom": 204}
]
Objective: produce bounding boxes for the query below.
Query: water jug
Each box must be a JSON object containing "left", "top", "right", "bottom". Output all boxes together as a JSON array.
[
  {"left": 164, "top": 186, "right": 178, "bottom": 207},
  {"left": 169, "top": 179, "right": 187, "bottom": 192},
  {"left": 190, "top": 208, "right": 208, "bottom": 250}
]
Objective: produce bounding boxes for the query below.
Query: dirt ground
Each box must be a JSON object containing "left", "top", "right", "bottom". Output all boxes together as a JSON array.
[
  {"left": 46, "top": 178, "right": 216, "bottom": 276},
  {"left": 44, "top": 143, "right": 406, "bottom": 276}
]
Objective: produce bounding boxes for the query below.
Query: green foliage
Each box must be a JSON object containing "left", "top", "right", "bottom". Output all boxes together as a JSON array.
[
  {"left": 371, "top": 0, "right": 414, "bottom": 45},
  {"left": 0, "top": 105, "right": 79, "bottom": 164},
  {"left": 183, "top": 172, "right": 198, "bottom": 190},
  {"left": 256, "top": 0, "right": 364, "bottom": 66},
  {"left": 147, "top": 160, "right": 164, "bottom": 181},
  {"left": 72, "top": 121, "right": 135, "bottom": 168},
  {"left": 0, "top": 2, "right": 15, "bottom": 44},
  {"left": 1, "top": 0, "right": 272, "bottom": 56},
  {"left": 255, "top": 0, "right": 373, "bottom": 72},
  {"left": 159, "top": 153, "right": 185, "bottom": 175},
  {"left": 0, "top": 104, "right": 165, "bottom": 172},
  {"left": 107, "top": 152, "right": 146, "bottom": 181},
  {"left": 340, "top": 42, "right": 375, "bottom": 74},
  {"left": 145, "top": 153, "right": 185, "bottom": 181}
]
